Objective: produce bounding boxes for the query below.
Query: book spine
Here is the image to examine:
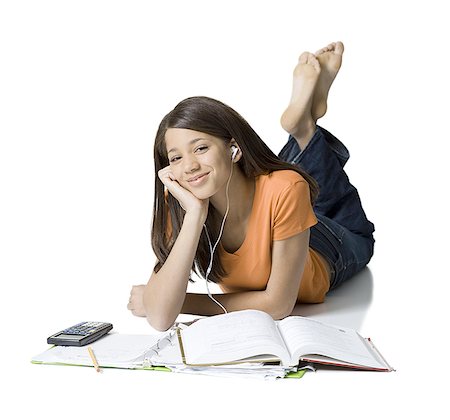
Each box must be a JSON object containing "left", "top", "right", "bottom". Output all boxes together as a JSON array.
[{"left": 176, "top": 327, "right": 187, "bottom": 365}]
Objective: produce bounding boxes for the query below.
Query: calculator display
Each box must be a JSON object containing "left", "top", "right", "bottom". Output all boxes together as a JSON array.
[{"left": 55, "top": 334, "right": 84, "bottom": 340}]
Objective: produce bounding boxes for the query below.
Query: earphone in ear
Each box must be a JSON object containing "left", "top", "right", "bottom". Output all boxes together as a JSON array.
[{"left": 231, "top": 145, "right": 239, "bottom": 160}]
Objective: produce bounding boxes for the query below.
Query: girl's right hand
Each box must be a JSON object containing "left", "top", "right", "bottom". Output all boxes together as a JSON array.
[{"left": 158, "top": 166, "right": 209, "bottom": 222}]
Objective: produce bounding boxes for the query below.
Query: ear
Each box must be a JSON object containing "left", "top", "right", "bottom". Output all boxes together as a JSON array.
[{"left": 229, "top": 139, "right": 242, "bottom": 162}]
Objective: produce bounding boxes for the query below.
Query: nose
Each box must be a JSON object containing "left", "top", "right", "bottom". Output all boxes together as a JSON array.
[{"left": 183, "top": 154, "right": 201, "bottom": 174}]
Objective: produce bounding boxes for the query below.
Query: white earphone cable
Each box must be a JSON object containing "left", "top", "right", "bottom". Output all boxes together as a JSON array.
[{"left": 202, "top": 150, "right": 235, "bottom": 314}]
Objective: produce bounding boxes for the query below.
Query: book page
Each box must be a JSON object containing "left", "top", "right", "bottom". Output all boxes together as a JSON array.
[
  {"left": 31, "top": 334, "right": 162, "bottom": 368},
  {"left": 278, "top": 317, "right": 386, "bottom": 369},
  {"left": 180, "top": 310, "right": 291, "bottom": 366}
]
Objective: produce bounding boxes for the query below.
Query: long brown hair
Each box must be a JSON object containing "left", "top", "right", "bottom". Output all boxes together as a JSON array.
[{"left": 152, "top": 96, "right": 318, "bottom": 283}]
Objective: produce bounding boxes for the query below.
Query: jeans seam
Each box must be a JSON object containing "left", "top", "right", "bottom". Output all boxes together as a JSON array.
[{"left": 318, "top": 219, "right": 344, "bottom": 244}]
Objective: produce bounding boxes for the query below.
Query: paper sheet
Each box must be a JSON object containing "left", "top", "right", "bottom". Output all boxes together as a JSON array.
[{"left": 31, "top": 333, "right": 162, "bottom": 368}]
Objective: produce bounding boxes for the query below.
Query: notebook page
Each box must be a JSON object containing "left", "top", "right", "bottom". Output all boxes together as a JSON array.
[
  {"left": 278, "top": 317, "right": 386, "bottom": 369},
  {"left": 180, "top": 310, "right": 291, "bottom": 365},
  {"left": 31, "top": 334, "right": 161, "bottom": 368}
]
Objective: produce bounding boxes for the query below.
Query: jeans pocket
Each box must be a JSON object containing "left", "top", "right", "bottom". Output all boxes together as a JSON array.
[{"left": 318, "top": 218, "right": 345, "bottom": 245}]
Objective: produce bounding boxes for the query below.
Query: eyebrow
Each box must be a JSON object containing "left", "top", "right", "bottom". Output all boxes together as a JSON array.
[{"left": 167, "top": 137, "right": 208, "bottom": 155}]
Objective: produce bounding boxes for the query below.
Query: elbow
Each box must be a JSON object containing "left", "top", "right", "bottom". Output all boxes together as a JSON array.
[
  {"left": 143, "top": 286, "right": 177, "bottom": 332},
  {"left": 271, "top": 306, "right": 293, "bottom": 320},
  {"left": 144, "top": 295, "right": 175, "bottom": 332},
  {"left": 146, "top": 316, "right": 175, "bottom": 332},
  {"left": 268, "top": 297, "right": 296, "bottom": 320}
]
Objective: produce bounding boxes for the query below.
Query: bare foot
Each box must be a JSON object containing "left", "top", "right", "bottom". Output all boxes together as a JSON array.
[
  {"left": 311, "top": 41, "right": 344, "bottom": 121},
  {"left": 280, "top": 52, "right": 320, "bottom": 149}
]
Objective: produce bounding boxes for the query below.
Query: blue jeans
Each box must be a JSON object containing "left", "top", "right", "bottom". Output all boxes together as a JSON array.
[{"left": 278, "top": 126, "right": 375, "bottom": 291}]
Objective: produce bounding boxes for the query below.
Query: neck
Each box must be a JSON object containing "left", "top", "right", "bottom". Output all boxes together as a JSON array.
[{"left": 209, "top": 166, "right": 255, "bottom": 223}]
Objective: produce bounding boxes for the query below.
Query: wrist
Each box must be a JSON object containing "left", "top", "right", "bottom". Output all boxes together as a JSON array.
[{"left": 184, "top": 209, "right": 207, "bottom": 225}]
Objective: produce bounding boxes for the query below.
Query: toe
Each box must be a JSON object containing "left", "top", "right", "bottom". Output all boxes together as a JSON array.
[
  {"left": 334, "top": 41, "right": 344, "bottom": 55},
  {"left": 307, "top": 54, "right": 321, "bottom": 71},
  {"left": 316, "top": 43, "right": 335, "bottom": 55},
  {"left": 315, "top": 47, "right": 326, "bottom": 56},
  {"left": 298, "top": 52, "right": 309, "bottom": 64},
  {"left": 307, "top": 53, "right": 317, "bottom": 62}
]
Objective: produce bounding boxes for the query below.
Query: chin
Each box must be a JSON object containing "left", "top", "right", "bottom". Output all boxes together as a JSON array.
[
  {"left": 184, "top": 183, "right": 215, "bottom": 200},
  {"left": 191, "top": 189, "right": 212, "bottom": 200}
]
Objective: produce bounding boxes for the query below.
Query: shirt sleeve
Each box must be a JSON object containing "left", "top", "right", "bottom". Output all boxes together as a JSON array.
[{"left": 272, "top": 180, "right": 317, "bottom": 241}]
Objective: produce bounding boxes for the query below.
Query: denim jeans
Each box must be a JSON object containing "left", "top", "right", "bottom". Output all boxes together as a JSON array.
[{"left": 278, "top": 126, "right": 375, "bottom": 291}]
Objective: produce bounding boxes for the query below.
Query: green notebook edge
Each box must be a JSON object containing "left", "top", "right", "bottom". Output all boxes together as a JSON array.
[
  {"left": 30, "top": 360, "right": 306, "bottom": 378},
  {"left": 285, "top": 369, "right": 307, "bottom": 379},
  {"left": 30, "top": 360, "right": 171, "bottom": 372}
]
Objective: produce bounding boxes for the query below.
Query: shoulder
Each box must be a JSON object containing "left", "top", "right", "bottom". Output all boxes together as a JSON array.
[
  {"left": 256, "top": 170, "right": 313, "bottom": 212},
  {"left": 258, "top": 170, "right": 308, "bottom": 193},
  {"left": 263, "top": 171, "right": 317, "bottom": 238}
]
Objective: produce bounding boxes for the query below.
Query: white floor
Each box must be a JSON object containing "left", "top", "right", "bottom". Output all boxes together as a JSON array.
[
  {"left": 2, "top": 1, "right": 449, "bottom": 419},
  {"left": 291, "top": 267, "right": 374, "bottom": 330},
  {"left": 9, "top": 257, "right": 446, "bottom": 420}
]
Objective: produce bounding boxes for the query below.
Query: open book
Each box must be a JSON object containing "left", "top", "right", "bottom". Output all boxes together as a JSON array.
[
  {"left": 31, "top": 334, "right": 170, "bottom": 370},
  {"left": 173, "top": 310, "right": 393, "bottom": 371}
]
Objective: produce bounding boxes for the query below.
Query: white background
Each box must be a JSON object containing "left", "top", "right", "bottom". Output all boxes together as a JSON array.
[{"left": 1, "top": 1, "right": 449, "bottom": 418}]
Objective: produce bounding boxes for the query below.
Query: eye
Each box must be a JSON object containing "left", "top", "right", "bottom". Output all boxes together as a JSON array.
[
  {"left": 169, "top": 156, "right": 180, "bottom": 163},
  {"left": 195, "top": 146, "right": 208, "bottom": 153}
]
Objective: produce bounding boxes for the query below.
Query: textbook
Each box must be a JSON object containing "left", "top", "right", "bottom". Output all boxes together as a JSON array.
[{"left": 169, "top": 310, "right": 393, "bottom": 371}]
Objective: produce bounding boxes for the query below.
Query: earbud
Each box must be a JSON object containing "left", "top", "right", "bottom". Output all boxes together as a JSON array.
[{"left": 231, "top": 145, "right": 239, "bottom": 160}]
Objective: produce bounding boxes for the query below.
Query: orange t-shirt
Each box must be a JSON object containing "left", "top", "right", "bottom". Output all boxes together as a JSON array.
[
  {"left": 164, "top": 170, "right": 330, "bottom": 303},
  {"left": 217, "top": 170, "right": 330, "bottom": 303}
]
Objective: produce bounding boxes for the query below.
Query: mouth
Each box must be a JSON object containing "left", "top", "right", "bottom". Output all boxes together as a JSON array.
[{"left": 187, "top": 172, "right": 210, "bottom": 185}]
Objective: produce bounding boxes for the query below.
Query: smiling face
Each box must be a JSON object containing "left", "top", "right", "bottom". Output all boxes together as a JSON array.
[{"left": 165, "top": 128, "right": 234, "bottom": 199}]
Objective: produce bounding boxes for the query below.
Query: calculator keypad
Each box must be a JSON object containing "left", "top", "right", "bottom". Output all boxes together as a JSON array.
[{"left": 63, "top": 322, "right": 105, "bottom": 336}]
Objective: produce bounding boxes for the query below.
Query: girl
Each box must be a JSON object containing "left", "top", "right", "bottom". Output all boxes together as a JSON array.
[{"left": 128, "top": 41, "right": 375, "bottom": 331}]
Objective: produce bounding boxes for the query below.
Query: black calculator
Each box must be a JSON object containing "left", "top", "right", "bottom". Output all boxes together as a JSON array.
[{"left": 47, "top": 322, "right": 113, "bottom": 347}]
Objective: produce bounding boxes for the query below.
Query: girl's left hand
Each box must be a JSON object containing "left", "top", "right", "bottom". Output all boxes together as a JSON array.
[{"left": 127, "top": 285, "right": 147, "bottom": 317}]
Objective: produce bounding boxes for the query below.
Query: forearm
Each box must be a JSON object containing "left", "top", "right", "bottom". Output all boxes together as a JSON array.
[
  {"left": 144, "top": 212, "right": 204, "bottom": 330},
  {"left": 181, "top": 290, "right": 286, "bottom": 319}
]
